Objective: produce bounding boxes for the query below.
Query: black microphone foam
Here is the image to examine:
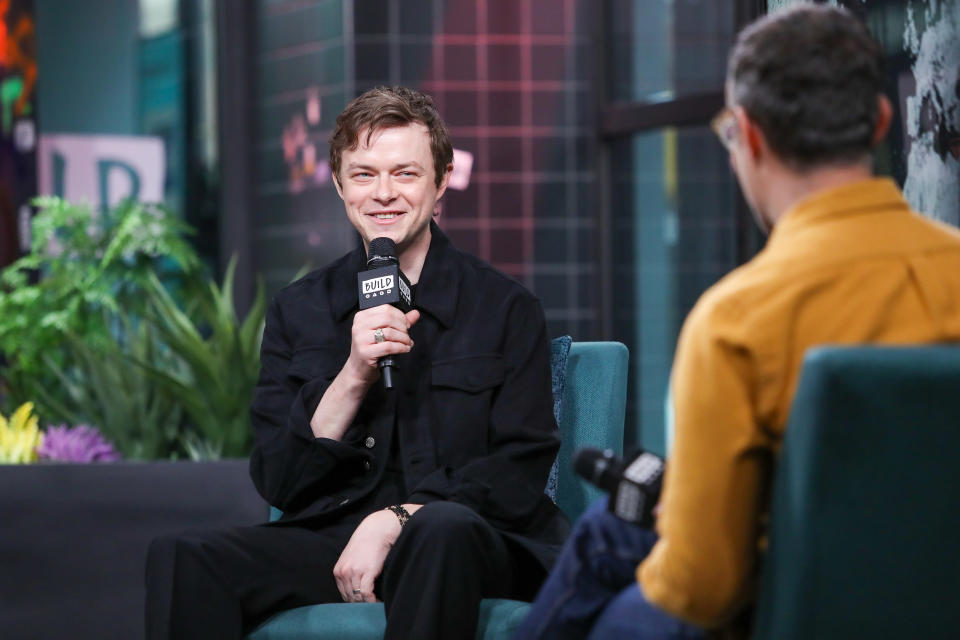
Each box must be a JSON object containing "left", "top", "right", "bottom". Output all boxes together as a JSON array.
[
  {"left": 367, "top": 237, "right": 398, "bottom": 269},
  {"left": 573, "top": 448, "right": 620, "bottom": 491}
]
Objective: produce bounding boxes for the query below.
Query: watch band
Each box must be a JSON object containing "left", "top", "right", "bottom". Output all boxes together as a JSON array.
[{"left": 387, "top": 504, "right": 411, "bottom": 528}]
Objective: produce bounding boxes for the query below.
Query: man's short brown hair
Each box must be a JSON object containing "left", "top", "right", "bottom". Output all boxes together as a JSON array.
[
  {"left": 329, "top": 86, "right": 453, "bottom": 187},
  {"left": 728, "top": 5, "right": 883, "bottom": 170}
]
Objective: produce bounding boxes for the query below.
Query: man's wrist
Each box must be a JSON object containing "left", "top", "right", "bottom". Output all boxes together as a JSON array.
[
  {"left": 337, "top": 364, "right": 374, "bottom": 397},
  {"left": 386, "top": 504, "right": 411, "bottom": 528},
  {"left": 309, "top": 370, "right": 369, "bottom": 439},
  {"left": 384, "top": 504, "right": 423, "bottom": 528}
]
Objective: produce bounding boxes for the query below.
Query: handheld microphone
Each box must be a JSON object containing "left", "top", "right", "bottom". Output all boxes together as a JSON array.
[
  {"left": 357, "top": 237, "right": 413, "bottom": 390},
  {"left": 573, "top": 447, "right": 665, "bottom": 527}
]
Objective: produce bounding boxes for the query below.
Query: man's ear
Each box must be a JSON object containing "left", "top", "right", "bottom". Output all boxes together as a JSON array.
[
  {"left": 435, "top": 163, "right": 453, "bottom": 201},
  {"left": 873, "top": 95, "right": 893, "bottom": 146},
  {"left": 735, "top": 107, "right": 766, "bottom": 161},
  {"left": 333, "top": 173, "right": 344, "bottom": 199}
]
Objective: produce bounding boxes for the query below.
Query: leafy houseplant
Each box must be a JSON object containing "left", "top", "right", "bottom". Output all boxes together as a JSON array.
[
  {"left": 0, "top": 198, "right": 266, "bottom": 459},
  {"left": 37, "top": 320, "right": 186, "bottom": 459},
  {"left": 0, "top": 197, "right": 200, "bottom": 379},
  {"left": 135, "top": 257, "right": 265, "bottom": 459}
]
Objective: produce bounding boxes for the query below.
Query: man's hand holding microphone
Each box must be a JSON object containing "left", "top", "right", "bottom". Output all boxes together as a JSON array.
[
  {"left": 310, "top": 237, "right": 417, "bottom": 440},
  {"left": 344, "top": 304, "right": 419, "bottom": 388}
]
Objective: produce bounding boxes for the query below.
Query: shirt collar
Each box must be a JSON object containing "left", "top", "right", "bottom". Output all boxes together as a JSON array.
[
  {"left": 330, "top": 221, "right": 460, "bottom": 328},
  {"left": 413, "top": 221, "right": 460, "bottom": 328},
  {"left": 766, "top": 177, "right": 910, "bottom": 249}
]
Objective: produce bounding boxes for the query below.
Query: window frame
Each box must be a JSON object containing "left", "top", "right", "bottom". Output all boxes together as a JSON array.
[{"left": 592, "top": 0, "right": 765, "bottom": 337}]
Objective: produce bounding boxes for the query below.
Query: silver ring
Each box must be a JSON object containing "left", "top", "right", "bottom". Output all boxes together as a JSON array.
[
  {"left": 352, "top": 588, "right": 362, "bottom": 595},
  {"left": 373, "top": 328, "right": 385, "bottom": 344}
]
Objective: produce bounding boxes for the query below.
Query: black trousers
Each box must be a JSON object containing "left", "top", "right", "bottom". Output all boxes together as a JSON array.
[{"left": 145, "top": 501, "right": 543, "bottom": 639}]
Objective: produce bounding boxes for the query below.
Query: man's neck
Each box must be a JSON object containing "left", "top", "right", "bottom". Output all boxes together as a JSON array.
[
  {"left": 398, "top": 226, "right": 432, "bottom": 284},
  {"left": 765, "top": 163, "right": 873, "bottom": 228}
]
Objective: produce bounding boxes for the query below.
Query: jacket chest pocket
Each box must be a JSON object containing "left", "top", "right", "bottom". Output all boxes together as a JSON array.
[{"left": 430, "top": 354, "right": 505, "bottom": 464}]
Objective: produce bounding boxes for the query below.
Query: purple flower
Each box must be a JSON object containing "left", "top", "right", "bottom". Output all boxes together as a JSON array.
[{"left": 36, "top": 425, "right": 121, "bottom": 463}]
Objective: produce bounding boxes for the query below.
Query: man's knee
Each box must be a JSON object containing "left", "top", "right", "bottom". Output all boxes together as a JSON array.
[
  {"left": 146, "top": 534, "right": 177, "bottom": 589},
  {"left": 565, "top": 498, "right": 659, "bottom": 574},
  {"left": 146, "top": 532, "right": 196, "bottom": 577},
  {"left": 409, "top": 501, "right": 481, "bottom": 527},
  {"left": 592, "top": 584, "right": 705, "bottom": 640},
  {"left": 571, "top": 497, "right": 628, "bottom": 543},
  {"left": 381, "top": 502, "right": 508, "bottom": 603},
  {"left": 147, "top": 532, "right": 178, "bottom": 565},
  {"left": 391, "top": 501, "right": 497, "bottom": 558},
  {"left": 405, "top": 501, "right": 485, "bottom": 538},
  {"left": 580, "top": 496, "right": 656, "bottom": 538},
  {"left": 146, "top": 529, "right": 226, "bottom": 582}
]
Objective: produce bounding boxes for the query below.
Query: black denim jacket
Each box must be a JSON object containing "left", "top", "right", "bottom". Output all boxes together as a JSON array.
[{"left": 249, "top": 223, "right": 567, "bottom": 569}]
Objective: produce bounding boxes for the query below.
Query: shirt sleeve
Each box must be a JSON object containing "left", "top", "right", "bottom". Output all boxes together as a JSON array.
[
  {"left": 248, "top": 297, "right": 370, "bottom": 512},
  {"left": 637, "top": 296, "right": 772, "bottom": 628},
  {"left": 406, "top": 292, "right": 560, "bottom": 530}
]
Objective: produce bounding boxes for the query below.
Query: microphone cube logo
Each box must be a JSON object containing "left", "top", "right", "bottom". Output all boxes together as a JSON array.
[
  {"left": 362, "top": 274, "right": 394, "bottom": 299},
  {"left": 358, "top": 266, "right": 411, "bottom": 312}
]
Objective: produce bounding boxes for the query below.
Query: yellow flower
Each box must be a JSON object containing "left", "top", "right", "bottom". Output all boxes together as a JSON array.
[{"left": 0, "top": 402, "right": 45, "bottom": 463}]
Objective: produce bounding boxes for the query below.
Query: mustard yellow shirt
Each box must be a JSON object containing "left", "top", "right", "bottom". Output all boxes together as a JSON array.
[{"left": 638, "top": 178, "right": 960, "bottom": 627}]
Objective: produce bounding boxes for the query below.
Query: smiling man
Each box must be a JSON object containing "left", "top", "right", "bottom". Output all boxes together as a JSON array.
[
  {"left": 333, "top": 121, "right": 440, "bottom": 281},
  {"left": 145, "top": 86, "right": 567, "bottom": 640}
]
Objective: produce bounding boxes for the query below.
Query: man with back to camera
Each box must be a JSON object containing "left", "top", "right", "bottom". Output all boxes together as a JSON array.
[
  {"left": 516, "top": 5, "right": 960, "bottom": 639},
  {"left": 144, "top": 86, "right": 568, "bottom": 640}
]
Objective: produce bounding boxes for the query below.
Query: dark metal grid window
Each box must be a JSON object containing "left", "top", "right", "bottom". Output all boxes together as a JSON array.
[{"left": 596, "top": 0, "right": 765, "bottom": 453}]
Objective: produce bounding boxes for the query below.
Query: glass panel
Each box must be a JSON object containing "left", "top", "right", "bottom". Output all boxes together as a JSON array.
[
  {"left": 138, "top": 0, "right": 219, "bottom": 263},
  {"left": 610, "top": 125, "right": 742, "bottom": 453},
  {"left": 607, "top": 0, "right": 737, "bottom": 103}
]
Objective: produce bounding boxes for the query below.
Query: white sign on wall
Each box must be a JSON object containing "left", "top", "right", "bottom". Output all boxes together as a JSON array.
[
  {"left": 450, "top": 148, "right": 474, "bottom": 191},
  {"left": 37, "top": 134, "right": 165, "bottom": 209}
]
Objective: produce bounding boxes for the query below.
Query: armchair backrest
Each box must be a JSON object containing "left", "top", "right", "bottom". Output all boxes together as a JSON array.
[
  {"left": 753, "top": 345, "right": 960, "bottom": 640},
  {"left": 554, "top": 341, "right": 628, "bottom": 521}
]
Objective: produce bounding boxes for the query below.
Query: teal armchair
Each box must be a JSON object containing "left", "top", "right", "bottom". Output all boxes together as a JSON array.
[
  {"left": 752, "top": 346, "right": 960, "bottom": 640},
  {"left": 248, "top": 340, "right": 628, "bottom": 640}
]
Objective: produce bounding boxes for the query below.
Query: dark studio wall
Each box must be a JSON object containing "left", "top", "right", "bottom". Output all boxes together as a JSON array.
[{"left": 252, "top": 0, "right": 599, "bottom": 340}]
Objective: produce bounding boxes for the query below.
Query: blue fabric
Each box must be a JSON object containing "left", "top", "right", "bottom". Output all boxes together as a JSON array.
[
  {"left": 545, "top": 335, "right": 573, "bottom": 501},
  {"left": 513, "top": 498, "right": 705, "bottom": 640}
]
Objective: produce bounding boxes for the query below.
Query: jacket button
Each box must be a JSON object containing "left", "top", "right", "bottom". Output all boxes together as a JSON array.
[
  {"left": 365, "top": 437, "right": 375, "bottom": 448},
  {"left": 339, "top": 497, "right": 350, "bottom": 506}
]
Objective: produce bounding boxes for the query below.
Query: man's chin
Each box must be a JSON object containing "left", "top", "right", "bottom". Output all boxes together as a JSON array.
[{"left": 361, "top": 225, "right": 401, "bottom": 245}]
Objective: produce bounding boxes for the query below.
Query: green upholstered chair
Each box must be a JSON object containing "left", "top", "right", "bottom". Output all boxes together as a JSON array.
[
  {"left": 248, "top": 340, "right": 628, "bottom": 640},
  {"left": 752, "top": 345, "right": 960, "bottom": 640}
]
